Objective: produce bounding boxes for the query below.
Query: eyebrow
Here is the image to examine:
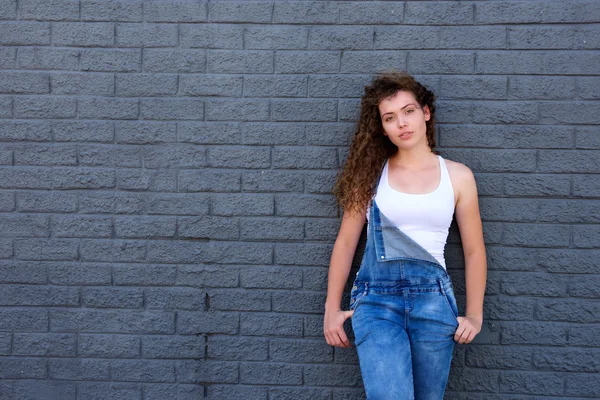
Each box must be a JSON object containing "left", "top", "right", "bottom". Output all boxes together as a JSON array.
[{"left": 381, "top": 103, "right": 418, "bottom": 117}]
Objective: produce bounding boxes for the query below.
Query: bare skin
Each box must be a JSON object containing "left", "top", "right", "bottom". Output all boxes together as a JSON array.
[{"left": 324, "top": 90, "right": 487, "bottom": 347}]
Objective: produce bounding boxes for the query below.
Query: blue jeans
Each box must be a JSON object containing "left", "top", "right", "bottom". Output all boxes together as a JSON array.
[{"left": 349, "top": 200, "right": 459, "bottom": 399}]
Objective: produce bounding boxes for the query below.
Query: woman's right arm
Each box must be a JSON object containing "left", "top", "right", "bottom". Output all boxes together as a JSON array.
[{"left": 323, "top": 206, "right": 366, "bottom": 348}]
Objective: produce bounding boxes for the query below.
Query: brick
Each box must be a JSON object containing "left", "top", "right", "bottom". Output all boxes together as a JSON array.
[
  {"left": 143, "top": 49, "right": 206, "bottom": 73},
  {"left": 52, "top": 72, "right": 114, "bottom": 96},
  {"left": 15, "top": 238, "right": 78, "bottom": 261},
  {"left": 501, "top": 322, "right": 567, "bottom": 346},
  {"left": 241, "top": 313, "right": 302, "bottom": 337},
  {"left": 242, "top": 123, "right": 305, "bottom": 145},
  {"left": 79, "top": 334, "right": 140, "bottom": 358},
  {"left": 207, "top": 385, "right": 266, "bottom": 400},
  {"left": 177, "top": 311, "right": 238, "bottom": 335},
  {"left": 0, "top": 22, "right": 50, "bottom": 45},
  {"left": 53, "top": 120, "right": 114, "bottom": 142},
  {"left": 141, "top": 99, "right": 204, "bottom": 120},
  {"left": 539, "top": 150, "right": 600, "bottom": 173},
  {"left": 116, "top": 74, "right": 177, "bottom": 97},
  {"left": 178, "top": 215, "right": 239, "bottom": 240},
  {"left": 239, "top": 266, "right": 302, "bottom": 289},
  {"left": 208, "top": 50, "right": 273, "bottom": 74},
  {"left": 471, "top": 150, "right": 536, "bottom": 172},
  {"left": 576, "top": 126, "right": 600, "bottom": 149},
  {"left": 240, "top": 218, "right": 303, "bottom": 240},
  {"left": 0, "top": 284, "right": 78, "bottom": 306},
  {"left": 538, "top": 249, "right": 600, "bottom": 273},
  {"left": 144, "top": 335, "right": 204, "bottom": 359},
  {"left": 569, "top": 326, "right": 600, "bottom": 346},
  {"left": 208, "top": 1, "right": 271, "bottom": 23},
  {"left": 537, "top": 299, "right": 600, "bottom": 323},
  {"left": 504, "top": 174, "right": 571, "bottom": 197},
  {"left": 81, "top": 0, "right": 143, "bottom": 22},
  {"left": 246, "top": 26, "right": 308, "bottom": 50},
  {"left": 446, "top": 369, "right": 499, "bottom": 392},
  {"left": 572, "top": 174, "right": 600, "bottom": 197},
  {"left": 406, "top": 2, "right": 473, "bottom": 24},
  {"left": 142, "top": 145, "right": 205, "bottom": 168},
  {"left": 498, "top": 371, "right": 564, "bottom": 395},
  {"left": 274, "top": 243, "right": 333, "bottom": 266},
  {"left": 18, "top": 47, "right": 80, "bottom": 70},
  {"left": 545, "top": 52, "right": 600, "bottom": 75},
  {"left": 79, "top": 97, "right": 138, "bottom": 120},
  {"left": 212, "top": 194, "right": 273, "bottom": 216},
  {"left": 143, "top": 1, "right": 207, "bottom": 22},
  {"left": 340, "top": 2, "right": 402, "bottom": 24},
  {"left": 310, "top": 26, "right": 372, "bottom": 50},
  {"left": 177, "top": 360, "right": 237, "bottom": 384},
  {"left": 14, "top": 96, "right": 76, "bottom": 119},
  {"left": 52, "top": 22, "right": 113, "bottom": 46},
  {"left": 13, "top": 333, "right": 75, "bottom": 356},
  {"left": 50, "top": 309, "right": 175, "bottom": 333},
  {"left": 0, "top": 358, "right": 46, "bottom": 378},
  {"left": 49, "top": 358, "right": 110, "bottom": 380},
  {"left": 52, "top": 215, "right": 112, "bottom": 237},
  {"left": 476, "top": 51, "right": 546, "bottom": 75},
  {"left": 242, "top": 170, "right": 304, "bottom": 192},
  {"left": 540, "top": 102, "right": 600, "bottom": 125},
  {"left": 79, "top": 191, "right": 144, "bottom": 214},
  {"left": 80, "top": 239, "right": 145, "bottom": 262},
  {"left": 0, "top": 71, "right": 49, "bottom": 94},
  {"left": 180, "top": 24, "right": 244, "bottom": 49},
  {"left": 409, "top": 51, "right": 474, "bottom": 74},
  {"left": 439, "top": 76, "right": 506, "bottom": 100},
  {"left": 117, "top": 169, "right": 177, "bottom": 191},
  {"left": 270, "top": 339, "right": 332, "bottom": 362},
  {"left": 0, "top": 261, "right": 47, "bottom": 284},
  {"left": 146, "top": 287, "right": 205, "bottom": 310},
  {"left": 82, "top": 287, "right": 144, "bottom": 308},
  {"left": 509, "top": 76, "right": 577, "bottom": 100},
  {"left": 80, "top": 145, "right": 143, "bottom": 167},
  {"left": 375, "top": 26, "right": 438, "bottom": 49},
  {"left": 179, "top": 122, "right": 240, "bottom": 145},
  {"left": 144, "top": 384, "right": 203, "bottom": 400},
  {"left": 13, "top": 380, "right": 77, "bottom": 400},
  {"left": 180, "top": 74, "right": 242, "bottom": 97},
  {"left": 0, "top": 309, "right": 48, "bottom": 331},
  {"left": 115, "top": 121, "right": 175, "bottom": 144},
  {"left": 112, "top": 360, "right": 176, "bottom": 382},
  {"left": 146, "top": 193, "right": 209, "bottom": 215},
  {"left": 342, "top": 50, "right": 407, "bottom": 73},
  {"left": 272, "top": 290, "right": 326, "bottom": 313},
  {"left": 79, "top": 383, "right": 141, "bottom": 400},
  {"left": 81, "top": 49, "right": 141, "bottom": 72},
  {"left": 210, "top": 289, "right": 271, "bottom": 312},
  {"left": 114, "top": 216, "right": 176, "bottom": 238},
  {"left": 573, "top": 225, "right": 600, "bottom": 248},
  {"left": 116, "top": 23, "right": 178, "bottom": 47},
  {"left": 533, "top": 348, "right": 600, "bottom": 372},
  {"left": 465, "top": 346, "right": 531, "bottom": 369},
  {"left": 441, "top": 26, "right": 506, "bottom": 49},
  {"left": 275, "top": 51, "right": 340, "bottom": 74},
  {"left": 208, "top": 336, "right": 268, "bottom": 361},
  {"left": 273, "top": 2, "right": 338, "bottom": 24},
  {"left": 305, "top": 170, "right": 339, "bottom": 194},
  {"left": 240, "top": 362, "right": 302, "bottom": 385},
  {"left": 113, "top": 264, "right": 176, "bottom": 286},
  {"left": 509, "top": 25, "right": 600, "bottom": 50},
  {"left": 304, "top": 365, "right": 362, "bottom": 387},
  {"left": 566, "top": 374, "right": 600, "bottom": 397},
  {"left": 244, "top": 75, "right": 307, "bottom": 97},
  {"left": 477, "top": 1, "right": 600, "bottom": 24}
]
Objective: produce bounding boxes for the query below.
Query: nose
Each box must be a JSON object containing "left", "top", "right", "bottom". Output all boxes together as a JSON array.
[{"left": 396, "top": 116, "right": 407, "bottom": 128}]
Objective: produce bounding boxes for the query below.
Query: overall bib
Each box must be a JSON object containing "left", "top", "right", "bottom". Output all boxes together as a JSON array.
[{"left": 350, "top": 199, "right": 459, "bottom": 400}]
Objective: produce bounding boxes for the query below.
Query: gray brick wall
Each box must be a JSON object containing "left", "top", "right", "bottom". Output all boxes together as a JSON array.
[{"left": 0, "top": 0, "right": 599, "bottom": 399}]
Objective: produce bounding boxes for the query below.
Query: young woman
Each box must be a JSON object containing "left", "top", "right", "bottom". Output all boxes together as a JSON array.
[{"left": 323, "top": 71, "right": 487, "bottom": 399}]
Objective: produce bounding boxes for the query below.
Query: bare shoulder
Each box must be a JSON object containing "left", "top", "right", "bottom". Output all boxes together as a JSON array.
[{"left": 443, "top": 158, "right": 477, "bottom": 204}]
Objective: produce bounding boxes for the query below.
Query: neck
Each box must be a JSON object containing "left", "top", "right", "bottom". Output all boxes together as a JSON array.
[{"left": 389, "top": 145, "right": 436, "bottom": 168}]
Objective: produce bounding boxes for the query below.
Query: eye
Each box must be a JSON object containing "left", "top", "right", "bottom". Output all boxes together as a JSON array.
[
  {"left": 384, "top": 116, "right": 394, "bottom": 122},
  {"left": 406, "top": 109, "right": 415, "bottom": 114}
]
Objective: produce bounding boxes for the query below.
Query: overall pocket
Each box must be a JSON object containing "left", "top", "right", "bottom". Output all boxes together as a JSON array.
[
  {"left": 439, "top": 280, "right": 459, "bottom": 325},
  {"left": 349, "top": 283, "right": 368, "bottom": 312}
]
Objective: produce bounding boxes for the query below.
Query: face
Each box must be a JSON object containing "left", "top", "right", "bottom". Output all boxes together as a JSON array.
[{"left": 378, "top": 90, "right": 430, "bottom": 149}]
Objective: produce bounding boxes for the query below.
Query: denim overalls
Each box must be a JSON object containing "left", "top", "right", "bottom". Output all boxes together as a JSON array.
[{"left": 349, "top": 198, "right": 459, "bottom": 400}]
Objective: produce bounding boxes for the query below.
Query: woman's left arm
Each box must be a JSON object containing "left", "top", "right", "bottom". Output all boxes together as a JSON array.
[{"left": 453, "top": 164, "right": 487, "bottom": 344}]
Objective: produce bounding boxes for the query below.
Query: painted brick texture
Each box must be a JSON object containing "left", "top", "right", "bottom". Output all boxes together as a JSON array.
[{"left": 0, "top": 1, "right": 599, "bottom": 399}]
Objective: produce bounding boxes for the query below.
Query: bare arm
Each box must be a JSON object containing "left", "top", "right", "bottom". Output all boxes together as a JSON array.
[
  {"left": 325, "top": 207, "right": 366, "bottom": 312},
  {"left": 453, "top": 165, "right": 487, "bottom": 343}
]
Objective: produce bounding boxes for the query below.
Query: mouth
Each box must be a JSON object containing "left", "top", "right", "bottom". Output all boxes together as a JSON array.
[{"left": 398, "top": 131, "right": 413, "bottom": 139}]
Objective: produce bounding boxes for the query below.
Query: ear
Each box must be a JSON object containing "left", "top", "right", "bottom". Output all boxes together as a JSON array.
[{"left": 423, "top": 105, "right": 431, "bottom": 121}]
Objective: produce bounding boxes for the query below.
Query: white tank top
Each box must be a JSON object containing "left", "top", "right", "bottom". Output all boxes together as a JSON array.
[{"left": 366, "top": 155, "right": 455, "bottom": 269}]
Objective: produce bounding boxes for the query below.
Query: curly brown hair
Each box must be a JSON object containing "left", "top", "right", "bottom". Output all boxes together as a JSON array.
[{"left": 332, "top": 70, "right": 439, "bottom": 214}]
